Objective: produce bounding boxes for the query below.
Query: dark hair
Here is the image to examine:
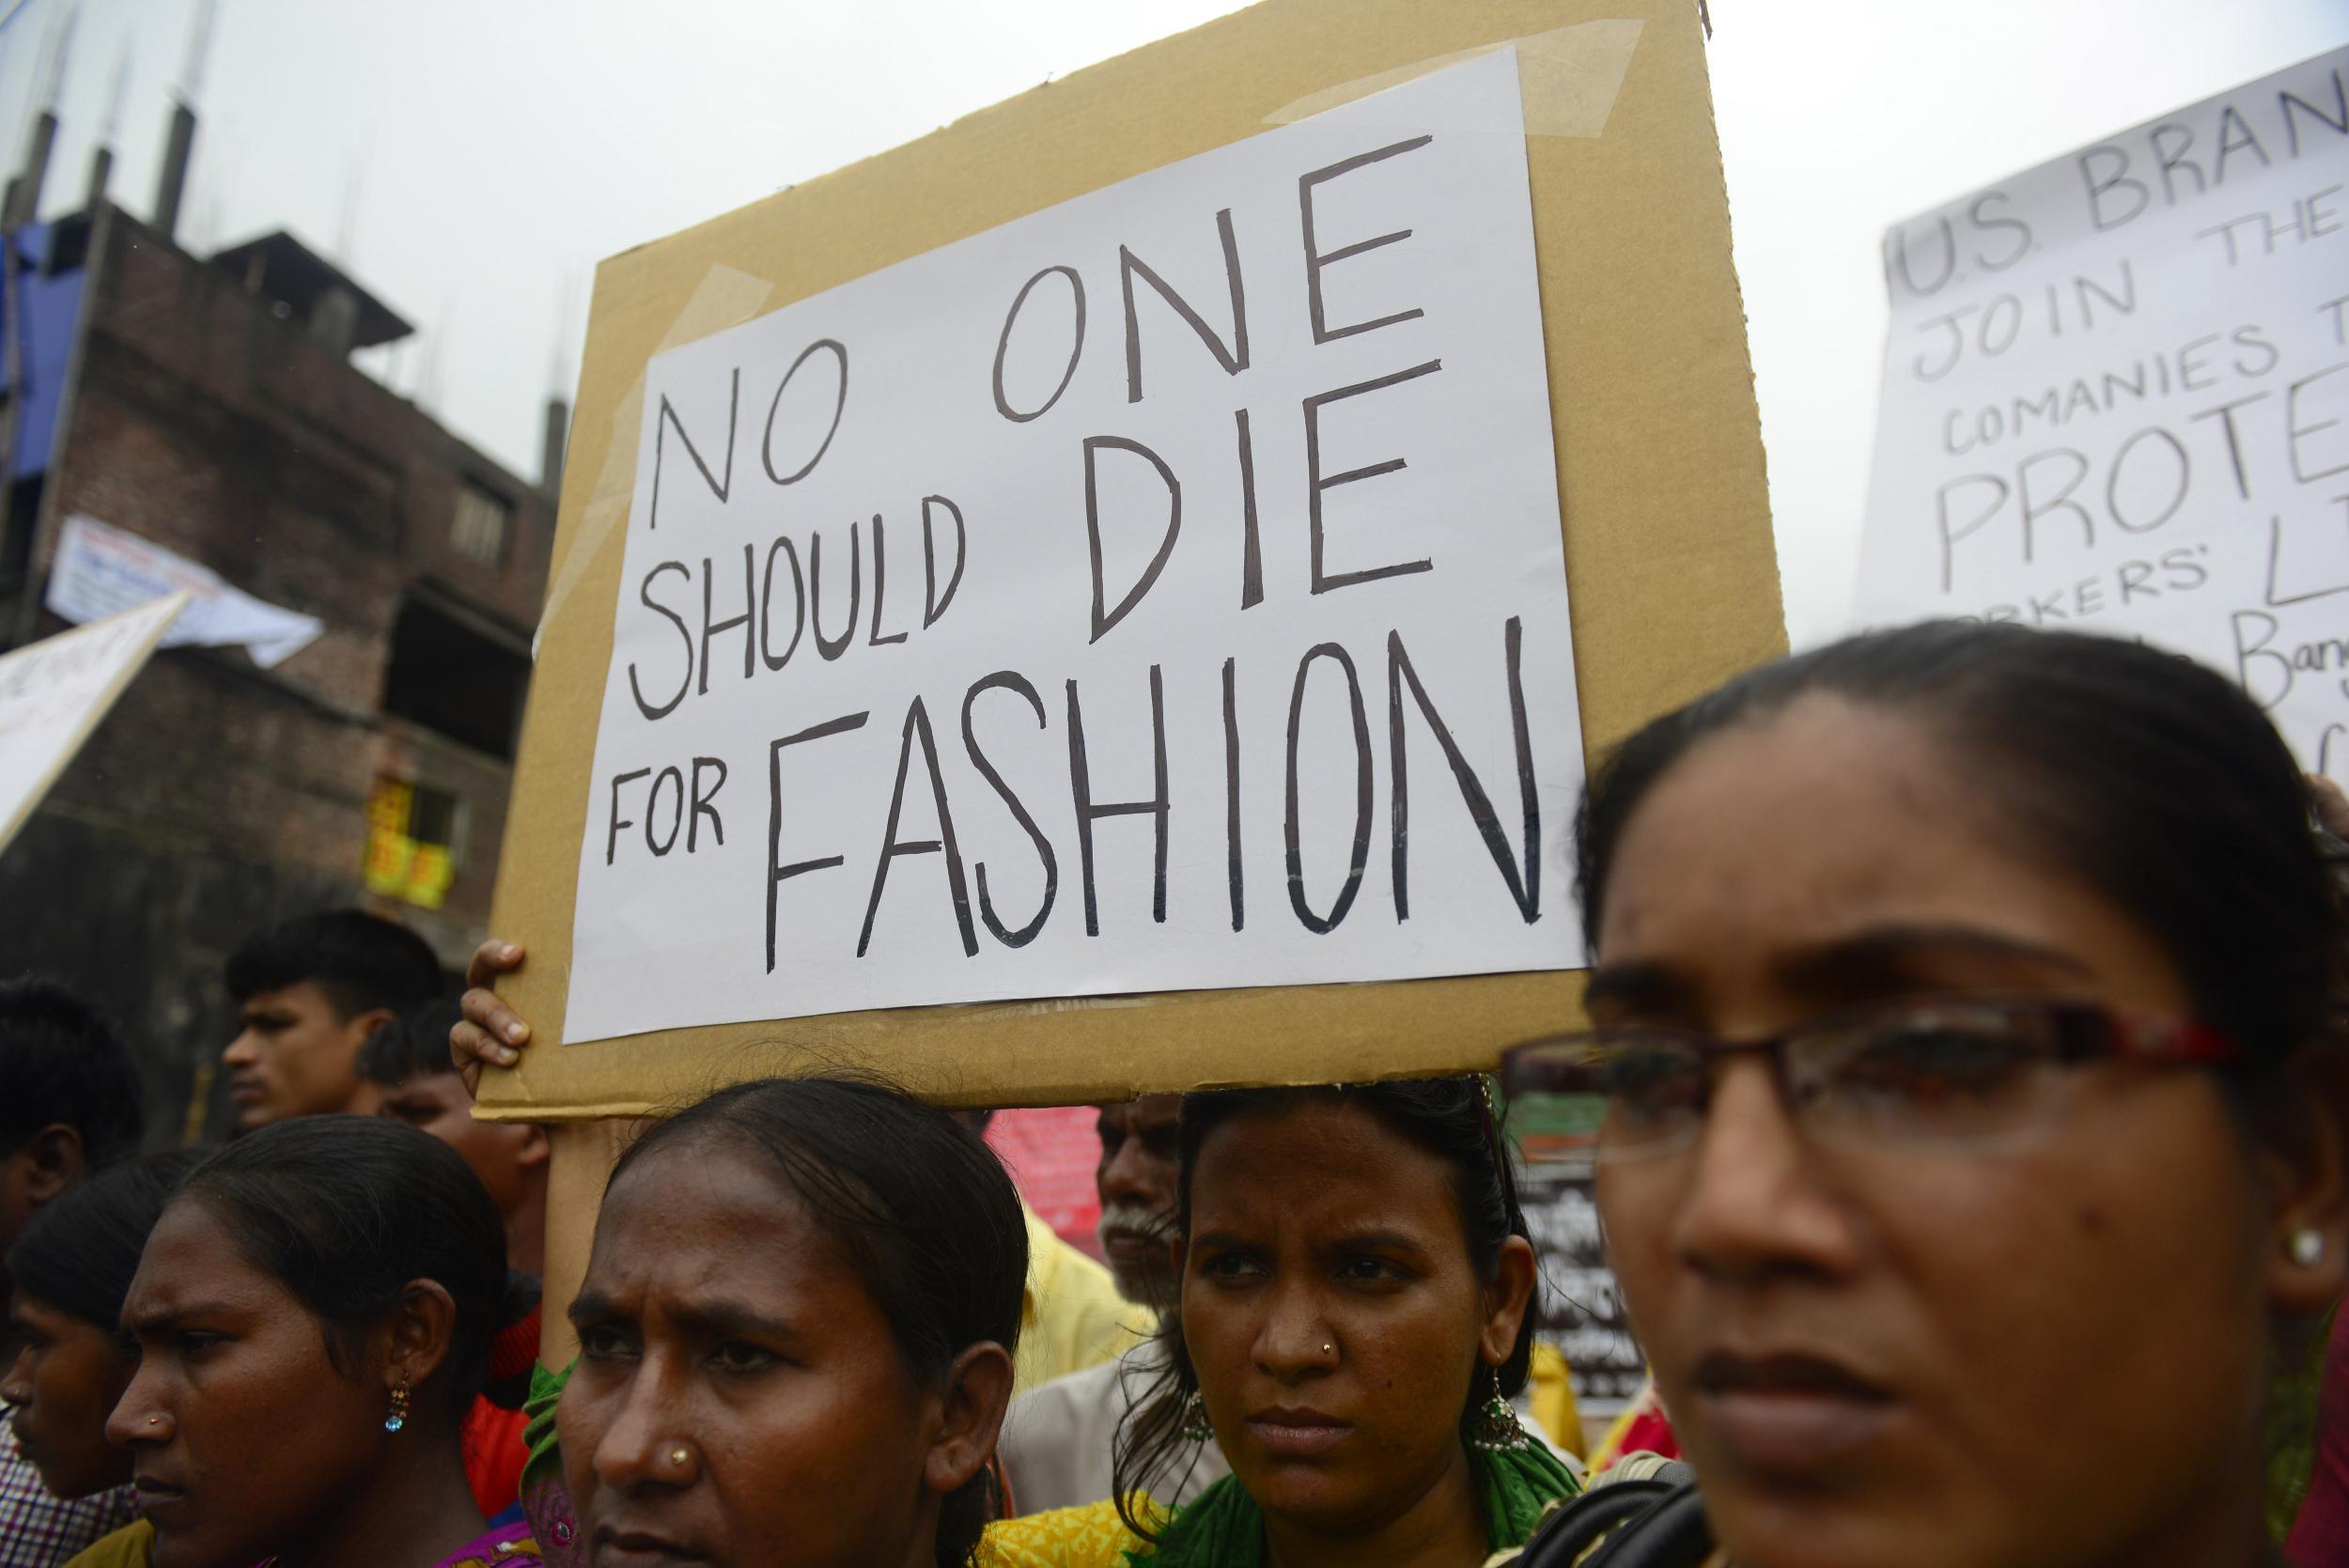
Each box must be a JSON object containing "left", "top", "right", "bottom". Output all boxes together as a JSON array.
[
  {"left": 1112, "top": 1077, "right": 1533, "bottom": 1533},
  {"left": 0, "top": 975, "right": 144, "bottom": 1165},
  {"left": 174, "top": 1116, "right": 507, "bottom": 1426},
  {"left": 356, "top": 996, "right": 464, "bottom": 1087},
  {"left": 611, "top": 1078, "right": 1028, "bottom": 1568},
  {"left": 1578, "top": 621, "right": 2349, "bottom": 1067},
  {"left": 8, "top": 1149, "right": 203, "bottom": 1338},
  {"left": 225, "top": 909, "right": 444, "bottom": 1021}
]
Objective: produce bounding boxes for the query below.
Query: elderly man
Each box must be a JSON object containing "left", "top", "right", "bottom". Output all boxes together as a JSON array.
[{"left": 998, "top": 1094, "right": 1233, "bottom": 1514}]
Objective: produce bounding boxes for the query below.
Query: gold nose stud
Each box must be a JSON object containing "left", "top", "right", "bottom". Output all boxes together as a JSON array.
[{"left": 669, "top": 1446, "right": 690, "bottom": 1467}]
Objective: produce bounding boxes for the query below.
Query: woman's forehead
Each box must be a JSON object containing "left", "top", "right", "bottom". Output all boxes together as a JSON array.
[
  {"left": 1190, "top": 1099, "right": 1461, "bottom": 1214},
  {"left": 123, "top": 1199, "right": 284, "bottom": 1315},
  {"left": 1595, "top": 694, "right": 2189, "bottom": 1017}
]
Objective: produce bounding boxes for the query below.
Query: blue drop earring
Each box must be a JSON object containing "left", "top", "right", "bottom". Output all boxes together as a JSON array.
[{"left": 384, "top": 1379, "right": 412, "bottom": 1434}]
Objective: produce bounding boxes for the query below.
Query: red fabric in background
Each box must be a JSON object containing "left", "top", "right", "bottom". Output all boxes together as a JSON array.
[{"left": 987, "top": 1106, "right": 1105, "bottom": 1260}]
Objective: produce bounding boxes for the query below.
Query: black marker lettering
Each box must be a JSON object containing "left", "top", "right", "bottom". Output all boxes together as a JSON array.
[
  {"left": 689, "top": 756, "right": 727, "bottom": 851},
  {"left": 760, "top": 536, "right": 805, "bottom": 671},
  {"left": 994, "top": 265, "right": 1086, "bottom": 423},
  {"left": 858, "top": 698, "right": 977, "bottom": 959},
  {"left": 1284, "top": 642, "right": 1373, "bottom": 935},
  {"left": 1235, "top": 407, "right": 1263, "bottom": 610},
  {"left": 1083, "top": 436, "right": 1182, "bottom": 643},
  {"left": 629, "top": 561, "right": 693, "bottom": 720},
  {"left": 1387, "top": 618, "right": 1539, "bottom": 924},
  {"left": 1223, "top": 655, "right": 1244, "bottom": 932},
  {"left": 760, "top": 339, "right": 848, "bottom": 485},
  {"left": 650, "top": 369, "right": 739, "bottom": 529},
  {"left": 1304, "top": 360, "right": 1442, "bottom": 593},
  {"left": 922, "top": 495, "right": 967, "bottom": 629},
  {"left": 1299, "top": 136, "right": 1433, "bottom": 344},
  {"left": 1066, "top": 664, "right": 1170, "bottom": 936},
  {"left": 605, "top": 768, "right": 651, "bottom": 865},
  {"left": 811, "top": 522, "right": 862, "bottom": 661},
  {"left": 868, "top": 514, "right": 909, "bottom": 646},
  {"left": 1119, "top": 208, "right": 1250, "bottom": 402},
  {"left": 961, "top": 673, "right": 1059, "bottom": 948},
  {"left": 699, "top": 544, "right": 755, "bottom": 695},
  {"left": 766, "top": 712, "right": 870, "bottom": 972},
  {"left": 646, "top": 767, "right": 685, "bottom": 856}
]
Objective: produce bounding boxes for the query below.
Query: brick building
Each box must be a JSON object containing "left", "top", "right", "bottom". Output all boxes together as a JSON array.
[{"left": 0, "top": 198, "right": 558, "bottom": 1144}]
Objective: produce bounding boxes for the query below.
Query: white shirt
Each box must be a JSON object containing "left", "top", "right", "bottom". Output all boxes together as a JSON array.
[{"left": 998, "top": 1343, "right": 1232, "bottom": 1515}]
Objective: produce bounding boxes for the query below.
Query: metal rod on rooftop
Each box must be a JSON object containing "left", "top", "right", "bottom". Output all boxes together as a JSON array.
[
  {"left": 6, "top": 6, "right": 74, "bottom": 228},
  {"left": 151, "top": 100, "right": 194, "bottom": 239},
  {"left": 86, "top": 40, "right": 126, "bottom": 206}
]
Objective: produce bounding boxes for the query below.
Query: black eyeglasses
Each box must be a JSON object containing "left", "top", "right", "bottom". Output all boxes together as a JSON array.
[{"left": 1499, "top": 996, "right": 2241, "bottom": 1162}]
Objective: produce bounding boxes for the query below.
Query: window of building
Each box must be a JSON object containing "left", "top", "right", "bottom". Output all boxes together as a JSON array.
[
  {"left": 380, "top": 591, "right": 531, "bottom": 760},
  {"left": 451, "top": 482, "right": 511, "bottom": 567},
  {"left": 365, "top": 775, "right": 464, "bottom": 910}
]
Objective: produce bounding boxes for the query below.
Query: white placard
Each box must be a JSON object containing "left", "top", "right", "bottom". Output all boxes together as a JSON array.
[
  {"left": 1856, "top": 48, "right": 2349, "bottom": 784},
  {"left": 47, "top": 514, "right": 324, "bottom": 670},
  {"left": 0, "top": 592, "right": 193, "bottom": 857},
  {"left": 568, "top": 51, "right": 1583, "bottom": 1044}
]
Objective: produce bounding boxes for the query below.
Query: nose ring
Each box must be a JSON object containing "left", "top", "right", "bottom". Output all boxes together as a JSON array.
[
  {"left": 1321, "top": 1343, "right": 1333, "bottom": 1356},
  {"left": 148, "top": 1416, "right": 160, "bottom": 1426},
  {"left": 668, "top": 1445, "right": 691, "bottom": 1467}
]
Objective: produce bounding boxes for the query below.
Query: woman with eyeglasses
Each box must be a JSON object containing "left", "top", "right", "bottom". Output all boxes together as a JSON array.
[{"left": 1502, "top": 620, "right": 2349, "bottom": 1568}]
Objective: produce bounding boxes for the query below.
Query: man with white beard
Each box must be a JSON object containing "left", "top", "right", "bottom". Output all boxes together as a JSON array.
[{"left": 997, "top": 1094, "right": 1233, "bottom": 1514}]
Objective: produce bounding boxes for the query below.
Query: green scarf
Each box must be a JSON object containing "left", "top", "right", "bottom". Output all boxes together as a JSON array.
[{"left": 1136, "top": 1440, "right": 1580, "bottom": 1567}]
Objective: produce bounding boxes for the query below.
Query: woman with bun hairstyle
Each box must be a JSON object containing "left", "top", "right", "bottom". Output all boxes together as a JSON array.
[{"left": 106, "top": 1116, "right": 538, "bottom": 1568}]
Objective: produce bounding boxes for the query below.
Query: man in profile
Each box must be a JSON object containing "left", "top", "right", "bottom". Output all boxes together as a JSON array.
[{"left": 220, "top": 909, "right": 442, "bottom": 1129}]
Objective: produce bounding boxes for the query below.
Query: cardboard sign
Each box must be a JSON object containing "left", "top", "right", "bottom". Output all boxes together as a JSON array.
[
  {"left": 568, "top": 53, "right": 1582, "bottom": 1044},
  {"left": 0, "top": 592, "right": 193, "bottom": 857},
  {"left": 482, "top": 0, "right": 1783, "bottom": 1122},
  {"left": 1857, "top": 48, "right": 2349, "bottom": 782}
]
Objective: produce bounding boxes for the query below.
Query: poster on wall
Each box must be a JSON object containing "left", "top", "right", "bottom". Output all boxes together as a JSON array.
[
  {"left": 565, "top": 52, "right": 1586, "bottom": 1044},
  {"left": 1855, "top": 47, "right": 2349, "bottom": 784}
]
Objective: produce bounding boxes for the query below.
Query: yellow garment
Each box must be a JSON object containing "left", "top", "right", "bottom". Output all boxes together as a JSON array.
[
  {"left": 1017, "top": 1203, "right": 1156, "bottom": 1395},
  {"left": 61, "top": 1520, "right": 153, "bottom": 1568},
  {"left": 1525, "top": 1342, "right": 1585, "bottom": 1459},
  {"left": 978, "top": 1498, "right": 1158, "bottom": 1566}
]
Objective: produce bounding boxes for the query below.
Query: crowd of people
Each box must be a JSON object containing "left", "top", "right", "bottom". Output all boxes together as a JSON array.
[{"left": 5, "top": 620, "right": 2349, "bottom": 1568}]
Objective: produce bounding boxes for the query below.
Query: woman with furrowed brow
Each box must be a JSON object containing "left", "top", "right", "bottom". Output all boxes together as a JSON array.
[
  {"left": 982, "top": 1076, "right": 1580, "bottom": 1568},
  {"left": 1501, "top": 620, "right": 2349, "bottom": 1567}
]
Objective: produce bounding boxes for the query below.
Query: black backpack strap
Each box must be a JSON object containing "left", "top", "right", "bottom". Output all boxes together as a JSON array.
[{"left": 1513, "top": 1475, "right": 1714, "bottom": 1568}]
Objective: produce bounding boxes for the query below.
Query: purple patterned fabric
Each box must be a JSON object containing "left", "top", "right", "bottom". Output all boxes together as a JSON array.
[{"left": 432, "top": 1519, "right": 544, "bottom": 1568}]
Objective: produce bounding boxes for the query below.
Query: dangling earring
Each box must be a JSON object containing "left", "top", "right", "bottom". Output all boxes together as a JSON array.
[
  {"left": 1465, "top": 1364, "right": 1531, "bottom": 1453},
  {"left": 383, "top": 1379, "right": 412, "bottom": 1435},
  {"left": 2293, "top": 1228, "right": 2327, "bottom": 1267},
  {"left": 1179, "top": 1390, "right": 1212, "bottom": 1444}
]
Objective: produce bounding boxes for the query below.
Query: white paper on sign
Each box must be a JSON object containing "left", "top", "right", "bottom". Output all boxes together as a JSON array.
[
  {"left": 47, "top": 514, "right": 324, "bottom": 670},
  {"left": 0, "top": 592, "right": 192, "bottom": 857},
  {"left": 568, "top": 51, "right": 1584, "bottom": 1044},
  {"left": 1856, "top": 47, "right": 2349, "bottom": 784}
]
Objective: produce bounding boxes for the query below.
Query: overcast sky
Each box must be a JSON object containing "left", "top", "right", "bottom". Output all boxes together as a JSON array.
[{"left": 1, "top": 0, "right": 2342, "bottom": 645}]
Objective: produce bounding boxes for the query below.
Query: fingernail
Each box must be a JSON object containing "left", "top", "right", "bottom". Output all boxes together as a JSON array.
[
  {"left": 502, "top": 943, "right": 521, "bottom": 958},
  {"left": 506, "top": 1022, "right": 527, "bottom": 1041}
]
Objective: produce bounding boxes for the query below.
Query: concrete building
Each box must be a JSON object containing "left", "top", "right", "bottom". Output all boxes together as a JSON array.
[{"left": 0, "top": 172, "right": 560, "bottom": 1141}]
